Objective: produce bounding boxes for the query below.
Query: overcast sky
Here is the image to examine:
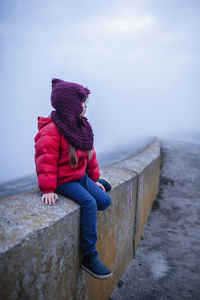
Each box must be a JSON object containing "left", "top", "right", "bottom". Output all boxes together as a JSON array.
[{"left": 1, "top": 0, "right": 200, "bottom": 182}]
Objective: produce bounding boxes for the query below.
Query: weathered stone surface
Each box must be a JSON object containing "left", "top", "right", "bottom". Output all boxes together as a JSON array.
[
  {"left": 0, "top": 139, "right": 160, "bottom": 300},
  {"left": 0, "top": 192, "right": 80, "bottom": 300},
  {"left": 113, "top": 140, "right": 160, "bottom": 250},
  {"left": 111, "top": 139, "right": 200, "bottom": 300},
  {"left": 0, "top": 191, "right": 79, "bottom": 253}
]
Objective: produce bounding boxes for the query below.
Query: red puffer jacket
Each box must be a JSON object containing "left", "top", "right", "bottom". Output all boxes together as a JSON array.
[{"left": 34, "top": 117, "right": 100, "bottom": 194}]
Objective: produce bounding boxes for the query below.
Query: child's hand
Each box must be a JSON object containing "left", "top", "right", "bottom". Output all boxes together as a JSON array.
[
  {"left": 96, "top": 181, "right": 106, "bottom": 192},
  {"left": 42, "top": 193, "right": 58, "bottom": 206}
]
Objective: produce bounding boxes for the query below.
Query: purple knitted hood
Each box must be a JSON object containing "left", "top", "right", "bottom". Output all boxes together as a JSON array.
[{"left": 50, "top": 78, "right": 94, "bottom": 151}]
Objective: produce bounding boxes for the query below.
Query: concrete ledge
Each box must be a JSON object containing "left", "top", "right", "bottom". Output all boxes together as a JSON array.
[{"left": 0, "top": 139, "right": 160, "bottom": 300}]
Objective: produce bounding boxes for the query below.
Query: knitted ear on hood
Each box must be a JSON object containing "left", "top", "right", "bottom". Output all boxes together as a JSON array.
[
  {"left": 77, "top": 87, "right": 87, "bottom": 100},
  {"left": 52, "top": 78, "right": 62, "bottom": 87},
  {"left": 84, "top": 87, "right": 90, "bottom": 96}
]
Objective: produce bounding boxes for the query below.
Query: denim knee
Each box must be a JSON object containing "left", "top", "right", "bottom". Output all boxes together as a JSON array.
[
  {"left": 98, "top": 194, "right": 111, "bottom": 211},
  {"left": 81, "top": 196, "right": 97, "bottom": 211}
]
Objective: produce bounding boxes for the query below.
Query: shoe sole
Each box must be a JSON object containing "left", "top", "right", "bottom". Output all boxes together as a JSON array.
[{"left": 81, "top": 264, "right": 113, "bottom": 280}]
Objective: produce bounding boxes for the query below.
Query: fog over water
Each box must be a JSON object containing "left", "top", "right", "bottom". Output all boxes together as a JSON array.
[{"left": 1, "top": 0, "right": 200, "bottom": 183}]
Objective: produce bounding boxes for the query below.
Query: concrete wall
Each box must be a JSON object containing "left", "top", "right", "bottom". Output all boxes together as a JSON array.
[{"left": 0, "top": 139, "right": 160, "bottom": 300}]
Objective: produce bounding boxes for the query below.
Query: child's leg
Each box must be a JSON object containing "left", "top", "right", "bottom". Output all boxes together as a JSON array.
[
  {"left": 56, "top": 181, "right": 97, "bottom": 256},
  {"left": 79, "top": 174, "right": 111, "bottom": 211},
  {"left": 56, "top": 176, "right": 112, "bottom": 279}
]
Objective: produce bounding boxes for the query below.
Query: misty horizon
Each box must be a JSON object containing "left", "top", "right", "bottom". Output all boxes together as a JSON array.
[{"left": 1, "top": 0, "right": 200, "bottom": 183}]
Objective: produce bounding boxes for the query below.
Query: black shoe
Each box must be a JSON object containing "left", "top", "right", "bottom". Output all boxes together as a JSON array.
[
  {"left": 98, "top": 178, "right": 112, "bottom": 192},
  {"left": 81, "top": 252, "right": 112, "bottom": 280}
]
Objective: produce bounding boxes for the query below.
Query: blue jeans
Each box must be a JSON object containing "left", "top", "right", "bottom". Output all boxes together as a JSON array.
[{"left": 56, "top": 173, "right": 111, "bottom": 255}]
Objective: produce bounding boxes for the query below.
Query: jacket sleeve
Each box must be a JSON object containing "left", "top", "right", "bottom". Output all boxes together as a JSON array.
[
  {"left": 86, "top": 147, "right": 100, "bottom": 182},
  {"left": 34, "top": 132, "right": 60, "bottom": 194}
]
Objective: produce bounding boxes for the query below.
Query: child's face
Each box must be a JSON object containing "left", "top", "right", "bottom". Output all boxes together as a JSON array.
[
  {"left": 80, "top": 97, "right": 89, "bottom": 117},
  {"left": 80, "top": 101, "right": 87, "bottom": 117}
]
